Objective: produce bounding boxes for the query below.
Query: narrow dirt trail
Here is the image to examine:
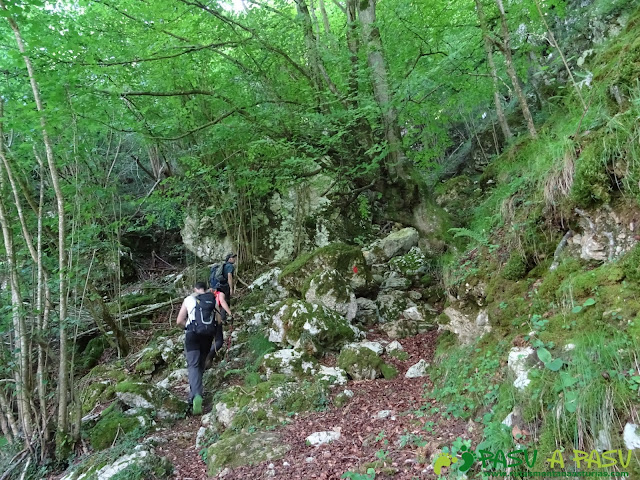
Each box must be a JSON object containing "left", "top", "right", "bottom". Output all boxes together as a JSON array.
[{"left": 153, "top": 331, "right": 479, "bottom": 480}]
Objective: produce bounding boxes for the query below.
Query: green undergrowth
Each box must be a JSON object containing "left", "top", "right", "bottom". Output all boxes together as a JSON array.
[
  {"left": 434, "top": 8, "right": 640, "bottom": 460},
  {"left": 428, "top": 337, "right": 509, "bottom": 420}
]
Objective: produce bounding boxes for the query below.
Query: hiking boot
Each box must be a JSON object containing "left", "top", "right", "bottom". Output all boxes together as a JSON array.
[{"left": 192, "top": 394, "right": 203, "bottom": 415}]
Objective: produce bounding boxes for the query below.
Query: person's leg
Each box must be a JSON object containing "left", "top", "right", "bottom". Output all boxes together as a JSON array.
[
  {"left": 205, "top": 321, "right": 224, "bottom": 368},
  {"left": 184, "top": 332, "right": 203, "bottom": 405},
  {"left": 220, "top": 284, "right": 231, "bottom": 302}
]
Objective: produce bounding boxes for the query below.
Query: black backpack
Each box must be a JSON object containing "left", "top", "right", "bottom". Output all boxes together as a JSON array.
[
  {"left": 209, "top": 263, "right": 226, "bottom": 289},
  {"left": 190, "top": 292, "right": 219, "bottom": 335}
]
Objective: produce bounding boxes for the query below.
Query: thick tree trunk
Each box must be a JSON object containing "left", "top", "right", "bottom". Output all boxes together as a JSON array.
[
  {"left": 0, "top": 0, "right": 71, "bottom": 454},
  {"left": 475, "top": 0, "right": 512, "bottom": 142},
  {"left": 495, "top": 0, "right": 537, "bottom": 139},
  {"left": 357, "top": 0, "right": 407, "bottom": 181}
]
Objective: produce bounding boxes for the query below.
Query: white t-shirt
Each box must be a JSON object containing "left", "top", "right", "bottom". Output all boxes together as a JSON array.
[{"left": 183, "top": 294, "right": 198, "bottom": 328}]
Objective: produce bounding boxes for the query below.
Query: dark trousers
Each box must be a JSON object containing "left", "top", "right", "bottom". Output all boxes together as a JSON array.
[
  {"left": 209, "top": 318, "right": 225, "bottom": 356},
  {"left": 184, "top": 331, "right": 214, "bottom": 403}
]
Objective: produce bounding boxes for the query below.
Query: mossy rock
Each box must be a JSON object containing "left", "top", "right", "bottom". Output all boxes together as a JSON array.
[
  {"left": 115, "top": 381, "right": 188, "bottom": 420},
  {"left": 135, "top": 347, "right": 164, "bottom": 375},
  {"left": 302, "top": 269, "right": 358, "bottom": 320},
  {"left": 81, "top": 380, "right": 111, "bottom": 415},
  {"left": 501, "top": 254, "right": 528, "bottom": 281},
  {"left": 79, "top": 336, "right": 109, "bottom": 370},
  {"left": 622, "top": 244, "right": 640, "bottom": 282},
  {"left": 376, "top": 291, "right": 413, "bottom": 323},
  {"left": 207, "top": 430, "right": 290, "bottom": 475},
  {"left": 337, "top": 345, "right": 383, "bottom": 380},
  {"left": 260, "top": 349, "right": 318, "bottom": 378},
  {"left": 389, "top": 247, "right": 428, "bottom": 278},
  {"left": 380, "top": 363, "right": 399, "bottom": 379},
  {"left": 279, "top": 243, "right": 371, "bottom": 296},
  {"left": 268, "top": 299, "right": 357, "bottom": 355},
  {"left": 88, "top": 405, "right": 149, "bottom": 451}
]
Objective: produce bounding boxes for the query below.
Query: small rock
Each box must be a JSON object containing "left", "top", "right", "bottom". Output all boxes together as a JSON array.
[
  {"left": 218, "top": 467, "right": 230, "bottom": 478},
  {"left": 343, "top": 389, "right": 354, "bottom": 397},
  {"left": 564, "top": 343, "right": 576, "bottom": 351},
  {"left": 405, "top": 359, "right": 430, "bottom": 378},
  {"left": 386, "top": 341, "right": 404, "bottom": 353},
  {"left": 344, "top": 341, "right": 385, "bottom": 355},
  {"left": 508, "top": 347, "right": 535, "bottom": 390},
  {"left": 375, "top": 410, "right": 394, "bottom": 419},
  {"left": 305, "top": 457, "right": 315, "bottom": 463},
  {"left": 306, "top": 431, "right": 341, "bottom": 446},
  {"left": 623, "top": 423, "right": 640, "bottom": 450},
  {"left": 283, "top": 462, "right": 290, "bottom": 467}
]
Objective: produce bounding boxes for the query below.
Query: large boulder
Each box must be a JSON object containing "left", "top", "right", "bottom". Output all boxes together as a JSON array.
[
  {"left": 267, "top": 299, "right": 359, "bottom": 355},
  {"left": 61, "top": 450, "right": 172, "bottom": 480},
  {"left": 337, "top": 343, "right": 392, "bottom": 380},
  {"left": 261, "top": 349, "right": 317, "bottom": 378},
  {"left": 303, "top": 269, "right": 358, "bottom": 320},
  {"left": 181, "top": 213, "right": 233, "bottom": 262},
  {"left": 88, "top": 404, "right": 154, "bottom": 451},
  {"left": 362, "top": 227, "right": 419, "bottom": 265},
  {"left": 438, "top": 307, "right": 491, "bottom": 346},
  {"left": 115, "top": 381, "right": 188, "bottom": 420},
  {"left": 207, "top": 431, "right": 290, "bottom": 476},
  {"left": 246, "top": 267, "right": 288, "bottom": 305},
  {"left": 376, "top": 290, "right": 416, "bottom": 323},
  {"left": 389, "top": 247, "right": 429, "bottom": 277},
  {"left": 355, "top": 297, "right": 379, "bottom": 325},
  {"left": 279, "top": 243, "right": 371, "bottom": 296}
]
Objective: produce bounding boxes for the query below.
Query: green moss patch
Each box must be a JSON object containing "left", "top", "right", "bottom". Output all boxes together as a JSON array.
[{"left": 89, "top": 405, "right": 148, "bottom": 450}]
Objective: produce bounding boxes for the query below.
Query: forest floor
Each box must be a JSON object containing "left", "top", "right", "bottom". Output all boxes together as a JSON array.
[{"left": 151, "top": 330, "right": 480, "bottom": 480}]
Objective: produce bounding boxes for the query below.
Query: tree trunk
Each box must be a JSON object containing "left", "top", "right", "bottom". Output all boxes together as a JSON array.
[
  {"left": 318, "top": 0, "right": 331, "bottom": 34},
  {"left": 0, "top": 390, "right": 19, "bottom": 442},
  {"left": 0, "top": 103, "right": 33, "bottom": 442},
  {"left": 357, "top": 0, "right": 408, "bottom": 181},
  {"left": 475, "top": 0, "right": 512, "bottom": 142},
  {"left": 295, "top": 0, "right": 323, "bottom": 96},
  {"left": 495, "top": 0, "right": 537, "bottom": 139},
  {"left": 86, "top": 289, "right": 131, "bottom": 357},
  {"left": 0, "top": 0, "right": 71, "bottom": 455}
]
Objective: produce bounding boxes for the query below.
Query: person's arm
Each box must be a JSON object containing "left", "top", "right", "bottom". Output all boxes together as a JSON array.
[
  {"left": 227, "top": 270, "right": 234, "bottom": 296},
  {"left": 176, "top": 302, "right": 188, "bottom": 327}
]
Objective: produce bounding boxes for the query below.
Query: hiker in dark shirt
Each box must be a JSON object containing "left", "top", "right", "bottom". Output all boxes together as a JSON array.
[
  {"left": 205, "top": 286, "right": 233, "bottom": 369},
  {"left": 218, "top": 253, "right": 237, "bottom": 301}
]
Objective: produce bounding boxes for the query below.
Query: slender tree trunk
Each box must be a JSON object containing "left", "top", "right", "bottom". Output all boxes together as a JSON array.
[
  {"left": 0, "top": 0, "right": 71, "bottom": 454},
  {"left": 318, "top": 0, "right": 331, "bottom": 34},
  {"left": 495, "top": 0, "right": 537, "bottom": 139},
  {"left": 34, "top": 150, "right": 50, "bottom": 445},
  {"left": 475, "top": 0, "right": 512, "bottom": 142},
  {"left": 345, "top": 0, "right": 359, "bottom": 106},
  {"left": 0, "top": 390, "right": 19, "bottom": 442},
  {"left": 357, "top": 0, "right": 407, "bottom": 180},
  {"left": 0, "top": 103, "right": 33, "bottom": 442}
]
